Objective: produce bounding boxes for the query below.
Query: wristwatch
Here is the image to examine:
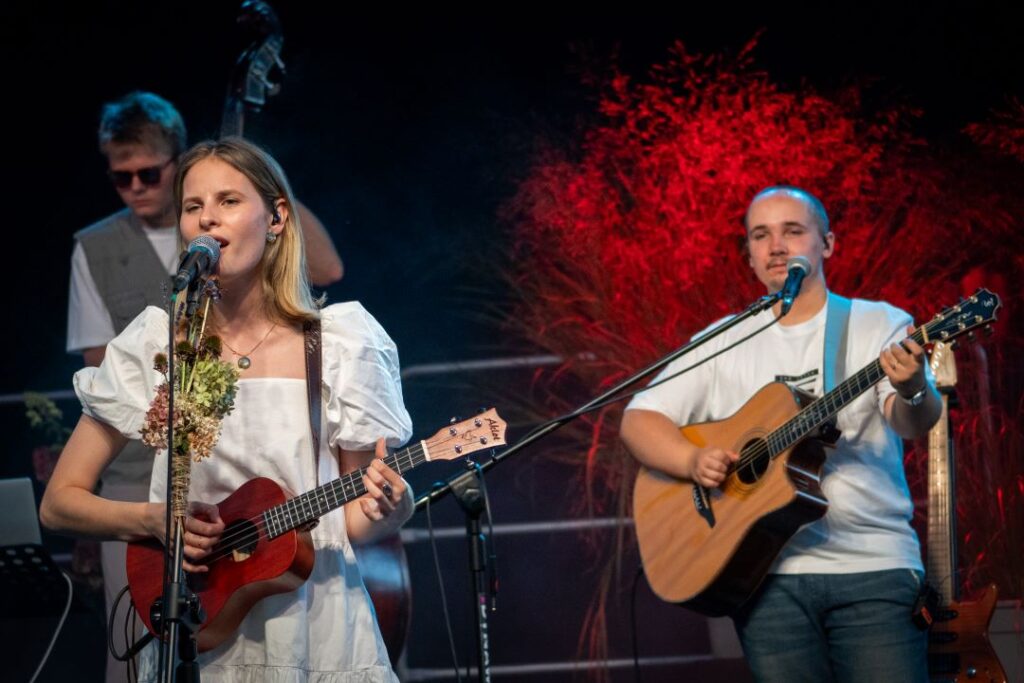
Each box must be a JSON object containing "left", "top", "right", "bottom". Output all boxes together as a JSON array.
[{"left": 900, "top": 385, "right": 928, "bottom": 407}]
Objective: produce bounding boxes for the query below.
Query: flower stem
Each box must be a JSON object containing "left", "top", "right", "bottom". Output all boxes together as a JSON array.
[{"left": 185, "top": 295, "right": 213, "bottom": 395}]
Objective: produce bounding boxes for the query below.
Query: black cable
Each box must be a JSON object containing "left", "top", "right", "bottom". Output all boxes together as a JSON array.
[
  {"left": 109, "top": 584, "right": 133, "bottom": 662},
  {"left": 425, "top": 496, "right": 463, "bottom": 683},
  {"left": 123, "top": 587, "right": 132, "bottom": 683},
  {"left": 109, "top": 584, "right": 155, "bottom": 664},
  {"left": 129, "top": 601, "right": 140, "bottom": 683},
  {"left": 631, "top": 564, "right": 646, "bottom": 683}
]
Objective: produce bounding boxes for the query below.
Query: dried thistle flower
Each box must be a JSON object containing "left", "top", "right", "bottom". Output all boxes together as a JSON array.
[
  {"left": 142, "top": 294, "right": 239, "bottom": 476},
  {"left": 204, "top": 335, "right": 223, "bottom": 356},
  {"left": 175, "top": 340, "right": 196, "bottom": 363}
]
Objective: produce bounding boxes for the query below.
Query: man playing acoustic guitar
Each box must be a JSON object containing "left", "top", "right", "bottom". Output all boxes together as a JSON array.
[{"left": 621, "top": 186, "right": 941, "bottom": 682}]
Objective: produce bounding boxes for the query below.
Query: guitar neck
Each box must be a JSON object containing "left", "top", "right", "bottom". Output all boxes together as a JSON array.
[
  {"left": 220, "top": 100, "right": 244, "bottom": 139},
  {"left": 927, "top": 393, "right": 958, "bottom": 602},
  {"left": 768, "top": 345, "right": 898, "bottom": 457},
  {"left": 262, "top": 441, "right": 430, "bottom": 538}
]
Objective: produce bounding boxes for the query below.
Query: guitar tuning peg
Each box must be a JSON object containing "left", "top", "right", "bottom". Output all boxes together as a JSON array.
[
  {"left": 967, "top": 332, "right": 976, "bottom": 342},
  {"left": 450, "top": 416, "right": 459, "bottom": 425},
  {"left": 984, "top": 325, "right": 995, "bottom": 337},
  {"left": 950, "top": 340, "right": 959, "bottom": 350}
]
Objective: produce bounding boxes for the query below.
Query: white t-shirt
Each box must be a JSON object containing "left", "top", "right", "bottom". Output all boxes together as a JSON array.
[
  {"left": 74, "top": 302, "right": 411, "bottom": 682},
  {"left": 67, "top": 223, "right": 179, "bottom": 353},
  {"left": 627, "top": 297, "right": 925, "bottom": 574}
]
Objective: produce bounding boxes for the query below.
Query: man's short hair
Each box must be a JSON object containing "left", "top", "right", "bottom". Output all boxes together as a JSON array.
[
  {"left": 98, "top": 91, "right": 187, "bottom": 157},
  {"left": 745, "top": 185, "right": 831, "bottom": 237}
]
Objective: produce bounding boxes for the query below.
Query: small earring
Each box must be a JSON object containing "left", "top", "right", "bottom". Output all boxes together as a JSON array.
[{"left": 266, "top": 231, "right": 278, "bottom": 244}]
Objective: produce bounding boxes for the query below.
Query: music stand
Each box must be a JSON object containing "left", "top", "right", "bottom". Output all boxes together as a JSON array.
[{"left": 0, "top": 478, "right": 67, "bottom": 619}]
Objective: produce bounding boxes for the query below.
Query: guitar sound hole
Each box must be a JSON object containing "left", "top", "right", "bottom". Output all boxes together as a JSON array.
[
  {"left": 735, "top": 438, "right": 770, "bottom": 485},
  {"left": 221, "top": 520, "right": 259, "bottom": 561}
]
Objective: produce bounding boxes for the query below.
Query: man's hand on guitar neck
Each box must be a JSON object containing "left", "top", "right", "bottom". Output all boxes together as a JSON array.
[
  {"left": 880, "top": 325, "right": 942, "bottom": 439},
  {"left": 621, "top": 409, "right": 738, "bottom": 487}
]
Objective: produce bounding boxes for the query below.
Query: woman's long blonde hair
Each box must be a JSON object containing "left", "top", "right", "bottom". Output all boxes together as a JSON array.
[{"left": 173, "top": 137, "right": 320, "bottom": 324}]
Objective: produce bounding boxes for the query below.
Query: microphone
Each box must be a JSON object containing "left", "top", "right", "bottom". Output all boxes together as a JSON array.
[
  {"left": 172, "top": 235, "right": 221, "bottom": 293},
  {"left": 779, "top": 256, "right": 811, "bottom": 315}
]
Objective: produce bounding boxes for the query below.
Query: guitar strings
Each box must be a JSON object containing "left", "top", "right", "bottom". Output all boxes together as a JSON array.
[
  {"left": 166, "top": 443, "right": 426, "bottom": 567},
  {"left": 724, "top": 325, "right": 930, "bottom": 477},
  {"left": 192, "top": 442, "right": 429, "bottom": 566},
  {"left": 142, "top": 435, "right": 457, "bottom": 569},
  {"left": 170, "top": 419, "right": 496, "bottom": 567}
]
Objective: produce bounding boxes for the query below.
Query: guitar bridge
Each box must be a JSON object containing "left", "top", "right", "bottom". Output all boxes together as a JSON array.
[{"left": 692, "top": 484, "right": 715, "bottom": 528}]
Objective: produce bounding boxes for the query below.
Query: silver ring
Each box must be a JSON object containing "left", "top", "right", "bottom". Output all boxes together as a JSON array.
[{"left": 382, "top": 483, "right": 393, "bottom": 499}]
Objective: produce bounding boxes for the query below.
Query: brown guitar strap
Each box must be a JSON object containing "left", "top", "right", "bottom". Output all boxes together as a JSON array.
[{"left": 303, "top": 319, "right": 323, "bottom": 485}]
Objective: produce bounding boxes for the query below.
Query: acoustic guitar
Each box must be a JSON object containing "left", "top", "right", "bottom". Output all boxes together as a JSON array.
[{"left": 633, "top": 289, "right": 1000, "bottom": 616}]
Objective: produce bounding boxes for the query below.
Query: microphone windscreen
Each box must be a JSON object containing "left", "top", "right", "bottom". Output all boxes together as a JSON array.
[
  {"left": 187, "top": 235, "right": 221, "bottom": 264},
  {"left": 786, "top": 255, "right": 811, "bottom": 274}
]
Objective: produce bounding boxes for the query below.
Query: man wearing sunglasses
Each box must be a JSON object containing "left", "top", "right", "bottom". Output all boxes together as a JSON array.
[
  {"left": 65, "top": 91, "right": 344, "bottom": 683},
  {"left": 70, "top": 91, "right": 344, "bottom": 368}
]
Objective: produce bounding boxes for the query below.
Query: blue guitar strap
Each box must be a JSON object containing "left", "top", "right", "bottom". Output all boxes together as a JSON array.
[{"left": 823, "top": 291, "right": 852, "bottom": 392}]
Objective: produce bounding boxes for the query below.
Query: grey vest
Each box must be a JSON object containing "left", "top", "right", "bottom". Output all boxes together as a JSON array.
[{"left": 75, "top": 208, "right": 173, "bottom": 334}]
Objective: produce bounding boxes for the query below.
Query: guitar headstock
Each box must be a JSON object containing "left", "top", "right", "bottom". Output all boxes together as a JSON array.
[
  {"left": 919, "top": 288, "right": 1000, "bottom": 348},
  {"left": 423, "top": 408, "right": 508, "bottom": 462},
  {"left": 929, "top": 342, "right": 958, "bottom": 391}
]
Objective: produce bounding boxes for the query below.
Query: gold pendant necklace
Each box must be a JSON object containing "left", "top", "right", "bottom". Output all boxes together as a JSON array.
[{"left": 221, "top": 323, "right": 277, "bottom": 369}]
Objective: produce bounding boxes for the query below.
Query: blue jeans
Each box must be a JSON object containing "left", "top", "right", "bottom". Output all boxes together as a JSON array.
[{"left": 733, "top": 570, "right": 928, "bottom": 683}]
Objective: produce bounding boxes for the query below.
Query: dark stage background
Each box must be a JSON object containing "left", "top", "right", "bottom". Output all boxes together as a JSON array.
[{"left": 2, "top": 4, "right": 1022, "bottom": 681}]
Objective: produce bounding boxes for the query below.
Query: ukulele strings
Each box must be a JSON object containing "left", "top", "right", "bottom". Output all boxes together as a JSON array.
[{"left": 149, "top": 440, "right": 433, "bottom": 568}]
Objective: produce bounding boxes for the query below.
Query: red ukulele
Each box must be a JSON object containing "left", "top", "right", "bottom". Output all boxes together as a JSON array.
[{"left": 126, "top": 409, "right": 507, "bottom": 652}]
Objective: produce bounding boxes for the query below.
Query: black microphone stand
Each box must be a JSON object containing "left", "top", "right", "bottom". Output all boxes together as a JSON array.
[
  {"left": 156, "top": 282, "right": 205, "bottom": 683},
  {"left": 415, "top": 291, "right": 785, "bottom": 682}
]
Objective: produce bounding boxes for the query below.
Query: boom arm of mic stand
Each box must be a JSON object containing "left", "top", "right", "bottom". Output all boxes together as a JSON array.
[{"left": 414, "top": 293, "right": 781, "bottom": 510}]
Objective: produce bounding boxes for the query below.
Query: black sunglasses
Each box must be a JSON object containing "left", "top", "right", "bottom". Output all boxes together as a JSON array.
[{"left": 107, "top": 159, "right": 174, "bottom": 189}]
